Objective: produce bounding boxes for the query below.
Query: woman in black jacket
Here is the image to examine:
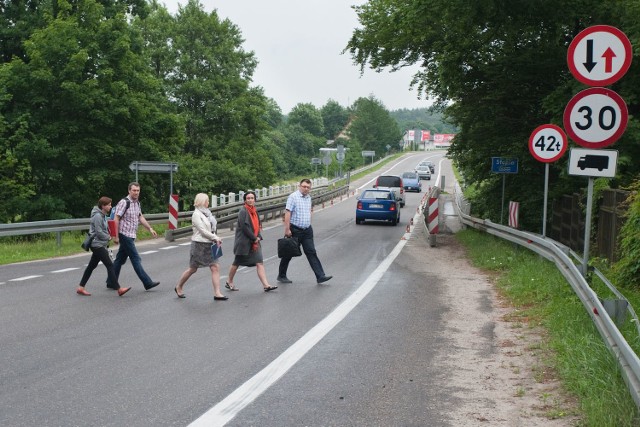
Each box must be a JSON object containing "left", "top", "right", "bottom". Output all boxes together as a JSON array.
[{"left": 225, "top": 191, "right": 277, "bottom": 292}]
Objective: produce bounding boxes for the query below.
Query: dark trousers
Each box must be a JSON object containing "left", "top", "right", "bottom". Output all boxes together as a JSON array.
[
  {"left": 80, "top": 246, "right": 120, "bottom": 289},
  {"left": 107, "top": 233, "right": 153, "bottom": 287},
  {"left": 279, "top": 225, "right": 325, "bottom": 280}
]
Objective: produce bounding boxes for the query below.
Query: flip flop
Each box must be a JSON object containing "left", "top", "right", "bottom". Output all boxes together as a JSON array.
[
  {"left": 225, "top": 281, "right": 239, "bottom": 291},
  {"left": 263, "top": 285, "right": 278, "bottom": 292}
]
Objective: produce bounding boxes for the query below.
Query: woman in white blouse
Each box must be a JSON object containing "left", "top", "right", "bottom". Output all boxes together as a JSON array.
[{"left": 174, "top": 193, "right": 228, "bottom": 300}]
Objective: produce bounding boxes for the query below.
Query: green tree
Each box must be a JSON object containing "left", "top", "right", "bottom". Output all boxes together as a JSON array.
[
  {"left": 287, "top": 103, "right": 325, "bottom": 138},
  {"left": 320, "top": 99, "right": 350, "bottom": 140},
  {"left": 346, "top": 0, "right": 640, "bottom": 229},
  {"left": 0, "top": 0, "right": 181, "bottom": 220},
  {"left": 159, "top": 0, "right": 275, "bottom": 198},
  {"left": 348, "top": 96, "right": 402, "bottom": 157}
]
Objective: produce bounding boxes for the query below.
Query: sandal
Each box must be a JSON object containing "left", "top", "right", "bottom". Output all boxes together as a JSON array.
[
  {"left": 263, "top": 285, "right": 278, "bottom": 292},
  {"left": 225, "top": 281, "right": 239, "bottom": 291}
]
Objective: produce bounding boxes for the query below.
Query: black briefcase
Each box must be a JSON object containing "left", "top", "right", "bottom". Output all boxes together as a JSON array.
[{"left": 277, "top": 237, "right": 302, "bottom": 258}]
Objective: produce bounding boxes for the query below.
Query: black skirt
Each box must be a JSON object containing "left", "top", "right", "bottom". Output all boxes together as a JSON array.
[{"left": 233, "top": 245, "right": 263, "bottom": 267}]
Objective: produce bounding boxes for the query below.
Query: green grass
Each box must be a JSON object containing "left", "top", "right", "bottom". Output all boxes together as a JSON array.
[
  {"left": 0, "top": 225, "right": 169, "bottom": 265},
  {"left": 457, "top": 228, "right": 640, "bottom": 426}
]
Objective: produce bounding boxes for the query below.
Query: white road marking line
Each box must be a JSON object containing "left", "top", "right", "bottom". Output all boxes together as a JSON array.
[
  {"left": 179, "top": 242, "right": 192, "bottom": 246},
  {"left": 188, "top": 236, "right": 408, "bottom": 427},
  {"left": 160, "top": 246, "right": 179, "bottom": 250},
  {"left": 9, "top": 275, "right": 43, "bottom": 282},
  {"left": 51, "top": 268, "right": 80, "bottom": 273},
  {"left": 140, "top": 250, "right": 158, "bottom": 255}
]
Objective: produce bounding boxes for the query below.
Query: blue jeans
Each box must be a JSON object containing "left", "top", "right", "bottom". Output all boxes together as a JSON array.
[
  {"left": 278, "top": 225, "right": 325, "bottom": 280},
  {"left": 107, "top": 233, "right": 154, "bottom": 287}
]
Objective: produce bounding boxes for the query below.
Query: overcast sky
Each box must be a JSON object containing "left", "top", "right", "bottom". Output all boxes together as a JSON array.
[{"left": 162, "top": 0, "right": 431, "bottom": 114}]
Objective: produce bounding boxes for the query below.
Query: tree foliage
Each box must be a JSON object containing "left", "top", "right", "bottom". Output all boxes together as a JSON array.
[{"left": 347, "top": 0, "right": 640, "bottom": 230}]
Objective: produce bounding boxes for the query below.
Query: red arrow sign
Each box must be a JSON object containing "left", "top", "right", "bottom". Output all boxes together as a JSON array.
[{"left": 568, "top": 25, "right": 632, "bottom": 86}]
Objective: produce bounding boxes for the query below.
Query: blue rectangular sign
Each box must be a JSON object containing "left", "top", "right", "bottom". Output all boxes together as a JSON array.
[{"left": 491, "top": 157, "right": 518, "bottom": 174}]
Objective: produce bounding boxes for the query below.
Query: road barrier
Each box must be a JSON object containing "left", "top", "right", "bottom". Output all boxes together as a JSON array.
[{"left": 448, "top": 182, "right": 640, "bottom": 409}]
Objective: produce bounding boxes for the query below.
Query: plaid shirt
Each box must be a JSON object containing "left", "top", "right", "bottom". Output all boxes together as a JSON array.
[
  {"left": 286, "top": 190, "right": 312, "bottom": 228},
  {"left": 115, "top": 196, "right": 141, "bottom": 238}
]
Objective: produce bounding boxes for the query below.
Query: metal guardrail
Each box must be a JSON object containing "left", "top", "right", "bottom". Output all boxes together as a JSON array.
[
  {"left": 165, "top": 185, "right": 350, "bottom": 241},
  {"left": 444, "top": 183, "right": 640, "bottom": 409},
  {"left": 0, "top": 185, "right": 351, "bottom": 244}
]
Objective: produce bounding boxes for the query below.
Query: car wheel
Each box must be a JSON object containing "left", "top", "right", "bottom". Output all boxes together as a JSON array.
[{"left": 356, "top": 218, "right": 362, "bottom": 225}]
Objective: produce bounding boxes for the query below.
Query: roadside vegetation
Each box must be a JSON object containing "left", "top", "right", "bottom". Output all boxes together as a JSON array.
[{"left": 457, "top": 228, "right": 640, "bottom": 426}]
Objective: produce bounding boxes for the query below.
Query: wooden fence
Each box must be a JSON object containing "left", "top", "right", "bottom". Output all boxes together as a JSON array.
[{"left": 550, "top": 189, "right": 630, "bottom": 262}]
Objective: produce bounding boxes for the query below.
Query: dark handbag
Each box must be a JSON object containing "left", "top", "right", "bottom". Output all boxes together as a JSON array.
[
  {"left": 211, "top": 243, "right": 223, "bottom": 260},
  {"left": 81, "top": 233, "right": 95, "bottom": 251},
  {"left": 278, "top": 236, "right": 302, "bottom": 258}
]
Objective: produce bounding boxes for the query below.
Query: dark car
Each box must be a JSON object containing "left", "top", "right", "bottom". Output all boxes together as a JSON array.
[
  {"left": 356, "top": 189, "right": 401, "bottom": 225},
  {"left": 374, "top": 175, "right": 405, "bottom": 207},
  {"left": 401, "top": 171, "right": 422, "bottom": 192}
]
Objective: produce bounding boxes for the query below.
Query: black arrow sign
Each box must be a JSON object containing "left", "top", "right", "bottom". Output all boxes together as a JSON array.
[{"left": 583, "top": 39, "right": 597, "bottom": 72}]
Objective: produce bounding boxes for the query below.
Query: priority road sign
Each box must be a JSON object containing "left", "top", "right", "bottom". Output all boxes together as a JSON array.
[
  {"left": 568, "top": 148, "right": 618, "bottom": 178},
  {"left": 563, "top": 87, "right": 628, "bottom": 148},
  {"left": 528, "top": 124, "right": 567, "bottom": 163},
  {"left": 567, "top": 25, "right": 632, "bottom": 86}
]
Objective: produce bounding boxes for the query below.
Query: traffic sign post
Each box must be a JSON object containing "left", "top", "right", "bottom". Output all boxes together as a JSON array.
[
  {"left": 565, "top": 25, "right": 631, "bottom": 276},
  {"left": 563, "top": 87, "right": 628, "bottom": 148},
  {"left": 528, "top": 125, "right": 567, "bottom": 237},
  {"left": 567, "top": 25, "right": 632, "bottom": 86}
]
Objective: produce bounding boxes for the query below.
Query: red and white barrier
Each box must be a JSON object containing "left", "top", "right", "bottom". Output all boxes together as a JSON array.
[
  {"left": 508, "top": 201, "right": 519, "bottom": 229},
  {"left": 428, "top": 196, "right": 439, "bottom": 234},
  {"left": 168, "top": 194, "right": 178, "bottom": 230}
]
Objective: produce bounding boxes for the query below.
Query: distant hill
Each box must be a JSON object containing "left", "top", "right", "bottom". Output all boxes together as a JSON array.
[{"left": 390, "top": 108, "right": 457, "bottom": 134}]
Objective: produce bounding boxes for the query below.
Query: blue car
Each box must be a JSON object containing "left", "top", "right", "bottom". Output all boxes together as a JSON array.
[
  {"left": 356, "top": 189, "right": 401, "bottom": 225},
  {"left": 402, "top": 171, "right": 422, "bottom": 192}
]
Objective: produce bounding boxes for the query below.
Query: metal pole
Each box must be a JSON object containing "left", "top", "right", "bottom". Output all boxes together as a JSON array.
[
  {"left": 500, "top": 174, "right": 506, "bottom": 225},
  {"left": 170, "top": 168, "right": 174, "bottom": 195},
  {"left": 542, "top": 163, "right": 549, "bottom": 237},
  {"left": 582, "top": 177, "right": 594, "bottom": 277}
]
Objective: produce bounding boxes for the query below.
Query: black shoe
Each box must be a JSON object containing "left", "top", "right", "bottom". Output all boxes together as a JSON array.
[
  {"left": 317, "top": 275, "right": 333, "bottom": 284},
  {"left": 214, "top": 296, "right": 229, "bottom": 301},
  {"left": 277, "top": 276, "right": 292, "bottom": 284},
  {"left": 263, "top": 285, "right": 278, "bottom": 292},
  {"left": 145, "top": 281, "right": 160, "bottom": 290}
]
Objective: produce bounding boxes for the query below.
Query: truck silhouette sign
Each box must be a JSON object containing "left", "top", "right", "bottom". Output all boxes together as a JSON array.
[{"left": 577, "top": 155, "right": 609, "bottom": 171}]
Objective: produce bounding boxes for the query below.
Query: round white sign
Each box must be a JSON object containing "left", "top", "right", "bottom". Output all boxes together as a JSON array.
[
  {"left": 563, "top": 88, "right": 628, "bottom": 148},
  {"left": 528, "top": 124, "right": 567, "bottom": 163}
]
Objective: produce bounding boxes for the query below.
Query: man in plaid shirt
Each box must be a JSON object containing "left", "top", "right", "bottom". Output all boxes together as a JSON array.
[{"left": 106, "top": 182, "right": 160, "bottom": 291}]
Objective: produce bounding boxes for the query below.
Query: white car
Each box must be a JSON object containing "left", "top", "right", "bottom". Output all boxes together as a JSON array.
[{"left": 415, "top": 164, "right": 432, "bottom": 180}]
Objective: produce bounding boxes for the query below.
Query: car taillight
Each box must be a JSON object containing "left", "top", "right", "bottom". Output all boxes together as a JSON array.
[
  {"left": 390, "top": 203, "right": 396, "bottom": 211},
  {"left": 357, "top": 202, "right": 362, "bottom": 209},
  {"left": 400, "top": 188, "right": 404, "bottom": 194}
]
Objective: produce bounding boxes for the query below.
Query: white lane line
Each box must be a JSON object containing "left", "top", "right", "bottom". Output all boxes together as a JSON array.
[
  {"left": 160, "top": 246, "right": 179, "bottom": 250},
  {"left": 9, "top": 275, "right": 43, "bottom": 282},
  {"left": 188, "top": 237, "right": 409, "bottom": 427},
  {"left": 51, "top": 268, "right": 80, "bottom": 273},
  {"left": 140, "top": 250, "right": 158, "bottom": 255},
  {"left": 179, "top": 242, "right": 191, "bottom": 246}
]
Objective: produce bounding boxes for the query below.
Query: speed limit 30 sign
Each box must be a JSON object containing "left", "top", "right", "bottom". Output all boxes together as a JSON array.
[
  {"left": 563, "top": 87, "right": 628, "bottom": 148},
  {"left": 529, "top": 124, "right": 567, "bottom": 163}
]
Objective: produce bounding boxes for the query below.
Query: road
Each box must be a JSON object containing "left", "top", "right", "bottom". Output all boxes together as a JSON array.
[{"left": 0, "top": 153, "right": 573, "bottom": 426}]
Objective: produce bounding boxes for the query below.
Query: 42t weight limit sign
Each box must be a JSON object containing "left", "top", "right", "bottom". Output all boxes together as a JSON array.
[
  {"left": 528, "top": 124, "right": 567, "bottom": 163},
  {"left": 563, "top": 87, "right": 628, "bottom": 148}
]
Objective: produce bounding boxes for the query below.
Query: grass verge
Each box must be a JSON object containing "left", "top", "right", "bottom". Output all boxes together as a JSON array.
[{"left": 456, "top": 228, "right": 640, "bottom": 427}]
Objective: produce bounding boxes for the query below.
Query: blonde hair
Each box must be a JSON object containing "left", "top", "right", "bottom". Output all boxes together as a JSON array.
[{"left": 193, "top": 193, "right": 209, "bottom": 208}]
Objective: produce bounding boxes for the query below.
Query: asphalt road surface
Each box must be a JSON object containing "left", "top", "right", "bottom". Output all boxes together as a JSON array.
[{"left": 2, "top": 153, "right": 569, "bottom": 426}]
